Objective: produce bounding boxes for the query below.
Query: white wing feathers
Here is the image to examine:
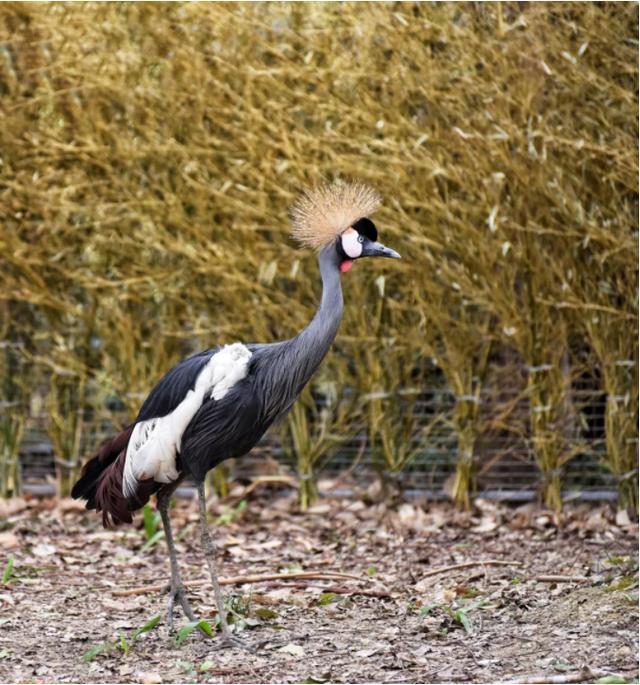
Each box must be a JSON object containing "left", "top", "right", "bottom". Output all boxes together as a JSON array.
[{"left": 122, "top": 343, "right": 252, "bottom": 498}]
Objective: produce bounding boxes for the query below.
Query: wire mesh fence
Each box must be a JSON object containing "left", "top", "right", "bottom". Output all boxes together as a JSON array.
[{"left": 16, "top": 383, "right": 620, "bottom": 502}]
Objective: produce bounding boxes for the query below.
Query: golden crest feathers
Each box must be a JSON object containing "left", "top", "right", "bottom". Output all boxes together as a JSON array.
[{"left": 289, "top": 181, "right": 381, "bottom": 250}]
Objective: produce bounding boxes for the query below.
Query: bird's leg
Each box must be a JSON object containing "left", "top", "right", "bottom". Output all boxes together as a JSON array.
[
  {"left": 197, "top": 481, "right": 246, "bottom": 649},
  {"left": 157, "top": 491, "right": 197, "bottom": 630}
]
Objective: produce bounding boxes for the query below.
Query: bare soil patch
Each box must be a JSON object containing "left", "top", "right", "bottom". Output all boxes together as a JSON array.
[{"left": 0, "top": 491, "right": 637, "bottom": 684}]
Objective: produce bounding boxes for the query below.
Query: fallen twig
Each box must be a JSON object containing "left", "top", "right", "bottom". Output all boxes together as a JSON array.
[
  {"left": 302, "top": 584, "right": 392, "bottom": 599},
  {"left": 419, "top": 559, "right": 523, "bottom": 579},
  {"left": 535, "top": 574, "right": 589, "bottom": 583},
  {"left": 112, "top": 571, "right": 362, "bottom": 597},
  {"left": 506, "top": 666, "right": 627, "bottom": 684}
]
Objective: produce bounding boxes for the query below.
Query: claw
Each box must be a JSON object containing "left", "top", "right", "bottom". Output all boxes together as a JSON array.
[
  {"left": 166, "top": 584, "right": 197, "bottom": 631},
  {"left": 212, "top": 628, "right": 249, "bottom": 651}
]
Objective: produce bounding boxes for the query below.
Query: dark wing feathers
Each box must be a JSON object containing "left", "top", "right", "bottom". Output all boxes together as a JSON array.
[
  {"left": 125, "top": 345, "right": 273, "bottom": 484},
  {"left": 70, "top": 425, "right": 141, "bottom": 527},
  {"left": 180, "top": 381, "right": 264, "bottom": 482},
  {"left": 71, "top": 425, "right": 134, "bottom": 505},
  {"left": 135, "top": 348, "right": 218, "bottom": 422}
]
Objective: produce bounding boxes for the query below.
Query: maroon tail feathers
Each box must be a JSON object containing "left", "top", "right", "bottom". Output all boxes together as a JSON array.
[{"left": 71, "top": 426, "right": 158, "bottom": 528}]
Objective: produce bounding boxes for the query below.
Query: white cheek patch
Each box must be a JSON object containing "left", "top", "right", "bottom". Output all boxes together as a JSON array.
[{"left": 341, "top": 228, "right": 363, "bottom": 258}]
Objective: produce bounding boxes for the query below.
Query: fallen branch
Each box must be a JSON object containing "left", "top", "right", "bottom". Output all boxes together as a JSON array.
[
  {"left": 111, "top": 571, "right": 362, "bottom": 597},
  {"left": 419, "top": 559, "right": 523, "bottom": 579},
  {"left": 535, "top": 575, "right": 589, "bottom": 584},
  {"left": 297, "top": 584, "right": 392, "bottom": 599},
  {"left": 506, "top": 666, "right": 627, "bottom": 684}
]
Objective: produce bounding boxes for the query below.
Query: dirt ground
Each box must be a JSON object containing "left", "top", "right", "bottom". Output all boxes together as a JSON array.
[{"left": 0, "top": 486, "right": 637, "bottom": 684}]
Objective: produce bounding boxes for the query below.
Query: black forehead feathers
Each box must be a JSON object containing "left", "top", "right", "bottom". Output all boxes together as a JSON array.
[{"left": 352, "top": 217, "right": 378, "bottom": 242}]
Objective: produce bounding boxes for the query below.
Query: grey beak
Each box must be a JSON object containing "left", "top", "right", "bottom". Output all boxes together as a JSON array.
[{"left": 364, "top": 241, "right": 402, "bottom": 259}]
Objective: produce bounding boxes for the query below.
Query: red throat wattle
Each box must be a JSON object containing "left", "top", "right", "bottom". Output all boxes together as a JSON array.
[{"left": 340, "top": 260, "right": 354, "bottom": 273}]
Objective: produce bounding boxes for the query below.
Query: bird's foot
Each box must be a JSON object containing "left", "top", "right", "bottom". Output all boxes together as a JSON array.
[
  {"left": 212, "top": 627, "right": 249, "bottom": 651},
  {"left": 166, "top": 584, "right": 197, "bottom": 631}
]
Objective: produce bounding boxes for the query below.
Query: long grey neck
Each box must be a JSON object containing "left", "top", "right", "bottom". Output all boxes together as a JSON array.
[
  {"left": 295, "top": 244, "right": 344, "bottom": 371},
  {"left": 259, "top": 244, "right": 344, "bottom": 418}
]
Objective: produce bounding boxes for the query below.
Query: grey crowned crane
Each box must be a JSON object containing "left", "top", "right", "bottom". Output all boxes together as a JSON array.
[{"left": 72, "top": 181, "right": 400, "bottom": 646}]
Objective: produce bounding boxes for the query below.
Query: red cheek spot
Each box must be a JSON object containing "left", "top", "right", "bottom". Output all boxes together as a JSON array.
[{"left": 340, "top": 260, "right": 354, "bottom": 273}]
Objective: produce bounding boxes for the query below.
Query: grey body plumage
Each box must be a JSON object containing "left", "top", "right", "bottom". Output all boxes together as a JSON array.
[
  {"left": 180, "top": 245, "right": 344, "bottom": 481},
  {"left": 71, "top": 180, "right": 400, "bottom": 645}
]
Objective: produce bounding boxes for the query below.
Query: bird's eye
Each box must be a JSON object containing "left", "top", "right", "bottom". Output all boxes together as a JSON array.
[{"left": 357, "top": 235, "right": 364, "bottom": 243}]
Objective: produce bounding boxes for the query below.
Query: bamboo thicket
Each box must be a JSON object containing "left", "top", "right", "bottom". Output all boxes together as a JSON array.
[{"left": 0, "top": 3, "right": 636, "bottom": 508}]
